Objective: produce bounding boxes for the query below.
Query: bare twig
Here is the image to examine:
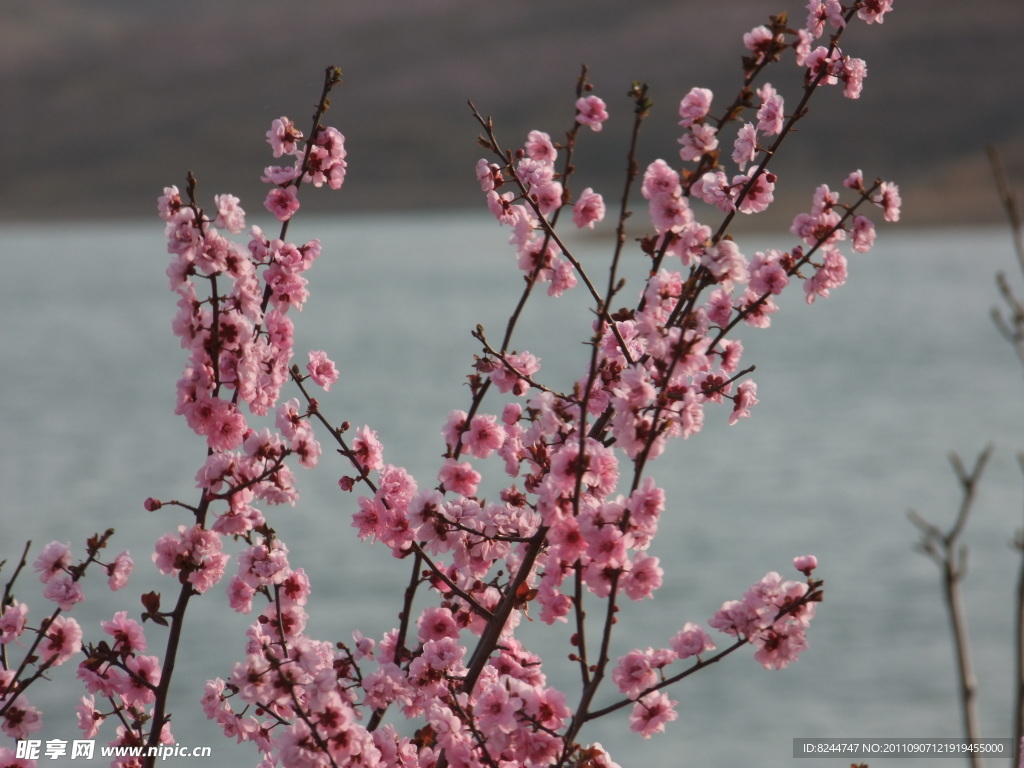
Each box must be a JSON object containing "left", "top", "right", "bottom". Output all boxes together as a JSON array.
[
  {"left": 987, "top": 145, "right": 1024, "bottom": 767},
  {"left": 909, "top": 445, "right": 993, "bottom": 768}
]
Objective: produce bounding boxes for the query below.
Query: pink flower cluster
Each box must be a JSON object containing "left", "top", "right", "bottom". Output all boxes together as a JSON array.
[
  {"left": 263, "top": 117, "right": 347, "bottom": 220},
  {"left": 27, "top": 110, "right": 349, "bottom": 758},
  {"left": 1, "top": 534, "right": 132, "bottom": 744}
]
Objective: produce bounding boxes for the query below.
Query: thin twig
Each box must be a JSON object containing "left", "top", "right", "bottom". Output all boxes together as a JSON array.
[{"left": 908, "top": 445, "right": 993, "bottom": 768}]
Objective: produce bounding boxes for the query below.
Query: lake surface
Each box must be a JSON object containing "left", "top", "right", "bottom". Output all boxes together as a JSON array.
[{"left": 1, "top": 213, "right": 1022, "bottom": 767}]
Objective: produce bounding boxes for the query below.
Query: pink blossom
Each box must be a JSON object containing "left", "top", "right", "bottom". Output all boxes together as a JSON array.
[
  {"left": 739, "top": 289, "right": 779, "bottom": 328},
  {"left": 575, "top": 95, "right": 609, "bottom": 131},
  {"left": 33, "top": 541, "right": 71, "bottom": 583},
  {"left": 438, "top": 458, "right": 481, "bottom": 497},
  {"left": 678, "top": 87, "right": 712, "bottom": 127},
  {"left": 678, "top": 123, "right": 719, "bottom": 162},
  {"left": 152, "top": 525, "right": 229, "bottom": 594},
  {"left": 307, "top": 349, "right": 339, "bottom": 391},
  {"left": 629, "top": 691, "right": 678, "bottom": 738},
  {"left": 106, "top": 551, "right": 133, "bottom": 591},
  {"left": 464, "top": 414, "right": 506, "bottom": 458},
  {"left": 237, "top": 541, "right": 291, "bottom": 588},
  {"left": 752, "top": 625, "right": 810, "bottom": 670},
  {"left": 263, "top": 186, "right": 300, "bottom": 222},
  {"left": 670, "top": 622, "right": 716, "bottom": 659},
  {"left": 488, "top": 350, "right": 540, "bottom": 396},
  {"left": 701, "top": 240, "right": 749, "bottom": 286},
  {"left": 793, "top": 555, "right": 818, "bottom": 575},
  {"left": 352, "top": 494, "right": 386, "bottom": 541},
  {"left": 487, "top": 189, "right": 520, "bottom": 226},
  {"left": 266, "top": 116, "right": 303, "bottom": 157},
  {"left": 736, "top": 171, "right": 777, "bottom": 214},
  {"left": 352, "top": 425, "right": 384, "bottom": 472},
  {"left": 732, "top": 123, "right": 758, "bottom": 171},
  {"left": 227, "top": 576, "right": 256, "bottom": 613},
  {"left": 0, "top": 602, "right": 28, "bottom": 645},
  {"left": 43, "top": 575, "right": 84, "bottom": 610},
  {"left": 756, "top": 82, "right": 785, "bottom": 136},
  {"left": 875, "top": 181, "right": 902, "bottom": 222},
  {"left": 709, "top": 598, "right": 760, "bottom": 637},
  {"left": 742, "top": 25, "right": 776, "bottom": 64},
  {"left": 704, "top": 286, "right": 734, "bottom": 327},
  {"left": 122, "top": 654, "right": 161, "bottom": 707},
  {"left": 417, "top": 606, "right": 460, "bottom": 643},
  {"left": 101, "top": 610, "right": 147, "bottom": 654},
  {"left": 213, "top": 193, "right": 246, "bottom": 234},
  {"left": 858, "top": 0, "right": 894, "bottom": 24},
  {"left": 39, "top": 615, "right": 83, "bottom": 666},
  {"left": 825, "top": 0, "right": 846, "bottom": 29},
  {"left": 840, "top": 57, "right": 868, "bottom": 99},
  {"left": 851, "top": 215, "right": 876, "bottom": 253},
  {"left": 729, "top": 380, "right": 759, "bottom": 425},
  {"left": 549, "top": 515, "right": 588, "bottom": 563},
  {"left": 476, "top": 159, "right": 503, "bottom": 192},
  {"left": 844, "top": 168, "right": 865, "bottom": 191},
  {"left": 572, "top": 187, "right": 605, "bottom": 229},
  {"left": 805, "top": 46, "right": 840, "bottom": 86},
  {"left": 622, "top": 552, "right": 663, "bottom": 601},
  {"left": 749, "top": 250, "right": 790, "bottom": 295},
  {"left": 275, "top": 398, "right": 306, "bottom": 442},
  {"left": 475, "top": 681, "right": 523, "bottom": 734},
  {"left": 641, "top": 159, "right": 682, "bottom": 200},
  {"left": 157, "top": 185, "right": 182, "bottom": 222},
  {"left": 1, "top": 701, "right": 42, "bottom": 739},
  {"left": 532, "top": 180, "right": 564, "bottom": 216},
  {"left": 262, "top": 163, "right": 302, "bottom": 186},
  {"left": 516, "top": 157, "right": 555, "bottom": 189},
  {"left": 278, "top": 568, "right": 311, "bottom": 607},
  {"left": 691, "top": 170, "right": 734, "bottom": 213},
  {"left": 803, "top": 247, "right": 848, "bottom": 303},
  {"left": 419, "top": 638, "right": 464, "bottom": 671},
  {"left": 76, "top": 695, "right": 103, "bottom": 739},
  {"left": 305, "top": 126, "right": 347, "bottom": 189},
  {"left": 205, "top": 400, "right": 248, "bottom": 452},
  {"left": 524, "top": 129, "right": 558, "bottom": 163},
  {"left": 648, "top": 192, "right": 693, "bottom": 235},
  {"left": 805, "top": 1, "right": 828, "bottom": 38}
]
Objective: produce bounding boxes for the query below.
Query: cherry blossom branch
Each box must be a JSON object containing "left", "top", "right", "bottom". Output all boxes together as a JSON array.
[{"left": 469, "top": 102, "right": 635, "bottom": 366}]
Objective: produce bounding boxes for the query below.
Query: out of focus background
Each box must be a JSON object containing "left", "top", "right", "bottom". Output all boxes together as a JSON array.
[{"left": 3, "top": 0, "right": 1023, "bottom": 225}]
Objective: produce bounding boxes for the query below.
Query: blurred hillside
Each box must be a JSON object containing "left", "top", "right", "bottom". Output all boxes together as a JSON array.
[{"left": 3, "top": 0, "right": 1023, "bottom": 227}]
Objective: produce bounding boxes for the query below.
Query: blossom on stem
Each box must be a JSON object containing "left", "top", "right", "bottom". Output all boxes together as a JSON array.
[
  {"left": 573, "top": 188, "right": 605, "bottom": 229},
  {"left": 575, "top": 95, "right": 609, "bottom": 131},
  {"left": 306, "top": 350, "right": 339, "bottom": 391},
  {"left": 525, "top": 129, "right": 558, "bottom": 163},
  {"left": 670, "top": 622, "right": 716, "bottom": 660},
  {"left": 629, "top": 691, "right": 678, "bottom": 738},
  {"left": 858, "top": 0, "right": 895, "bottom": 24},
  {"left": 106, "top": 551, "right": 133, "bottom": 591},
  {"left": 266, "top": 116, "right": 303, "bottom": 157},
  {"left": 874, "top": 181, "right": 902, "bottom": 222},
  {"left": 678, "top": 87, "right": 712, "bottom": 127},
  {"left": 756, "top": 82, "right": 785, "bottom": 136},
  {"left": 33, "top": 541, "right": 71, "bottom": 583},
  {"left": 38, "top": 615, "right": 83, "bottom": 666},
  {"left": 264, "top": 186, "right": 300, "bottom": 222}
]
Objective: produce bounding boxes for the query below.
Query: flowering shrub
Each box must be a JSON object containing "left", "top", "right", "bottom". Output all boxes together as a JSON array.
[{"left": 1, "top": 3, "right": 899, "bottom": 767}]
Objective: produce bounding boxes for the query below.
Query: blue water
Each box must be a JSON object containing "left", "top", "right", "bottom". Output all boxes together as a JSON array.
[{"left": 1, "top": 214, "right": 1022, "bottom": 767}]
